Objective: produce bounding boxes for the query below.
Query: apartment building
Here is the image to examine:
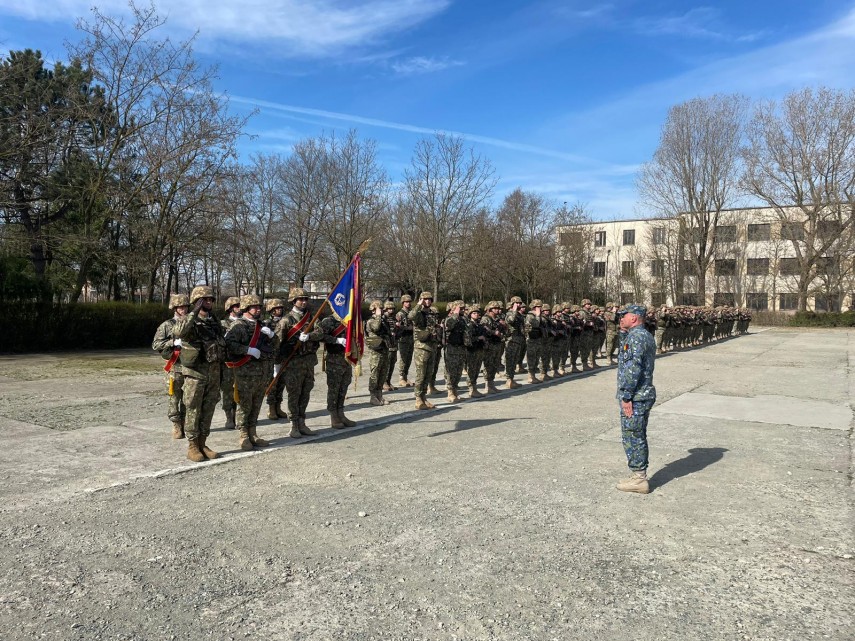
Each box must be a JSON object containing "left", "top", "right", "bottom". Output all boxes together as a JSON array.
[{"left": 558, "top": 206, "right": 854, "bottom": 312}]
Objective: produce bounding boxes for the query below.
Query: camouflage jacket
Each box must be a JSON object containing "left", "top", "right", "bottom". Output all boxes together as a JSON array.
[
  {"left": 444, "top": 313, "right": 467, "bottom": 347},
  {"left": 480, "top": 313, "right": 506, "bottom": 344},
  {"left": 318, "top": 315, "right": 347, "bottom": 357},
  {"left": 152, "top": 316, "right": 180, "bottom": 359},
  {"left": 173, "top": 311, "right": 226, "bottom": 379},
  {"left": 382, "top": 312, "right": 399, "bottom": 349},
  {"left": 524, "top": 312, "right": 544, "bottom": 340},
  {"left": 396, "top": 309, "right": 414, "bottom": 341},
  {"left": 224, "top": 317, "right": 270, "bottom": 377},
  {"left": 365, "top": 315, "right": 391, "bottom": 352},
  {"left": 464, "top": 316, "right": 487, "bottom": 350},
  {"left": 505, "top": 309, "right": 525, "bottom": 340},
  {"left": 276, "top": 307, "right": 323, "bottom": 361},
  {"left": 616, "top": 325, "right": 657, "bottom": 404},
  {"left": 409, "top": 306, "right": 439, "bottom": 351}
]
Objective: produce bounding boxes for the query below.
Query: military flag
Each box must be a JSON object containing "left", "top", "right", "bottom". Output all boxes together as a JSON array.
[{"left": 328, "top": 252, "right": 364, "bottom": 366}]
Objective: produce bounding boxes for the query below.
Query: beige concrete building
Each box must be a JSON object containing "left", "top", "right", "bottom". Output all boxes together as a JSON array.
[{"left": 559, "top": 206, "right": 855, "bottom": 312}]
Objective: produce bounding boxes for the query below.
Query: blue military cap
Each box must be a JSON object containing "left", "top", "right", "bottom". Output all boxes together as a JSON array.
[{"left": 618, "top": 303, "right": 647, "bottom": 317}]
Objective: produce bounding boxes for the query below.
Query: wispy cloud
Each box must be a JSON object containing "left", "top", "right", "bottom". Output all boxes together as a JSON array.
[
  {"left": 390, "top": 55, "right": 463, "bottom": 76},
  {"left": 633, "top": 6, "right": 765, "bottom": 43},
  {"left": 0, "top": 0, "right": 451, "bottom": 58}
]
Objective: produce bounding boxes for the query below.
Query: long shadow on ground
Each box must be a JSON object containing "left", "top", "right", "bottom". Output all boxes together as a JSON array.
[{"left": 650, "top": 447, "right": 728, "bottom": 491}]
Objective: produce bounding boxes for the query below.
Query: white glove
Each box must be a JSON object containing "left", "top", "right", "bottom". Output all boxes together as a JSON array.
[
  {"left": 247, "top": 347, "right": 261, "bottom": 359},
  {"left": 336, "top": 337, "right": 347, "bottom": 346},
  {"left": 298, "top": 332, "right": 310, "bottom": 342},
  {"left": 273, "top": 364, "right": 281, "bottom": 377},
  {"left": 173, "top": 338, "right": 182, "bottom": 347},
  {"left": 261, "top": 326, "right": 274, "bottom": 338}
]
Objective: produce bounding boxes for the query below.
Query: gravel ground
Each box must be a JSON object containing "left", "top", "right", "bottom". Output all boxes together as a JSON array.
[{"left": 0, "top": 330, "right": 852, "bottom": 640}]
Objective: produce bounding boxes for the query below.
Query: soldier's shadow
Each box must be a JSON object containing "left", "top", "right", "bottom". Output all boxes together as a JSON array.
[
  {"left": 426, "top": 417, "right": 517, "bottom": 437},
  {"left": 649, "top": 447, "right": 728, "bottom": 491}
]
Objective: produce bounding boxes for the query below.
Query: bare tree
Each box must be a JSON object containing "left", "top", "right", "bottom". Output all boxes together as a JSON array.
[
  {"left": 638, "top": 94, "right": 748, "bottom": 304},
  {"left": 742, "top": 87, "right": 855, "bottom": 311},
  {"left": 404, "top": 133, "right": 496, "bottom": 297}
]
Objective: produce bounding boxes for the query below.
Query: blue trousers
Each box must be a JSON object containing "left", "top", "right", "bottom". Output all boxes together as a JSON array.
[{"left": 619, "top": 401, "right": 652, "bottom": 471}]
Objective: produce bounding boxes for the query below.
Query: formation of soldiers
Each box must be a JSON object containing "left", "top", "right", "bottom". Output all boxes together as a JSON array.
[{"left": 153, "top": 287, "right": 751, "bottom": 463}]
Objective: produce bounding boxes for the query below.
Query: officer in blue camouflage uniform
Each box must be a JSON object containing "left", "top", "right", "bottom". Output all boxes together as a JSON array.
[{"left": 615, "top": 303, "right": 657, "bottom": 494}]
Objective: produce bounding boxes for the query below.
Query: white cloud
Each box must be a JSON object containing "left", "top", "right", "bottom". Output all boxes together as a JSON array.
[
  {"left": 390, "top": 55, "right": 463, "bottom": 76},
  {"left": 0, "top": 0, "right": 451, "bottom": 58}
]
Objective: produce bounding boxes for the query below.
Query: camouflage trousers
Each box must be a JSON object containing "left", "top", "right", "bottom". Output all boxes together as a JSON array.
[
  {"left": 325, "top": 353, "right": 352, "bottom": 411},
  {"left": 430, "top": 346, "right": 442, "bottom": 386},
  {"left": 444, "top": 345, "right": 467, "bottom": 391},
  {"left": 539, "top": 339, "right": 553, "bottom": 376},
  {"left": 569, "top": 334, "right": 580, "bottom": 369},
  {"left": 266, "top": 369, "right": 286, "bottom": 407},
  {"left": 605, "top": 331, "right": 619, "bottom": 360},
  {"left": 483, "top": 342, "right": 503, "bottom": 382},
  {"left": 526, "top": 338, "right": 543, "bottom": 375},
  {"left": 579, "top": 332, "right": 593, "bottom": 363},
  {"left": 368, "top": 348, "right": 390, "bottom": 395},
  {"left": 413, "top": 346, "right": 437, "bottom": 398},
  {"left": 550, "top": 339, "right": 564, "bottom": 373},
  {"left": 517, "top": 341, "right": 527, "bottom": 371},
  {"left": 504, "top": 338, "right": 523, "bottom": 380},
  {"left": 182, "top": 364, "right": 221, "bottom": 441},
  {"left": 398, "top": 338, "right": 414, "bottom": 381},
  {"left": 594, "top": 332, "right": 606, "bottom": 357},
  {"left": 235, "top": 371, "right": 267, "bottom": 431},
  {"left": 166, "top": 370, "right": 186, "bottom": 423},
  {"left": 620, "top": 400, "right": 653, "bottom": 471},
  {"left": 465, "top": 348, "right": 484, "bottom": 387},
  {"left": 219, "top": 363, "right": 235, "bottom": 413},
  {"left": 285, "top": 355, "right": 317, "bottom": 419},
  {"left": 654, "top": 328, "right": 665, "bottom": 351},
  {"left": 385, "top": 348, "right": 398, "bottom": 385}
]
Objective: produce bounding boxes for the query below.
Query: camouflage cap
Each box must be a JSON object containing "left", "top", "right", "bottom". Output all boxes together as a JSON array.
[
  {"left": 400, "top": 294, "right": 413, "bottom": 303},
  {"left": 419, "top": 291, "right": 434, "bottom": 300},
  {"left": 383, "top": 300, "right": 396, "bottom": 310},
  {"left": 240, "top": 294, "right": 262, "bottom": 311},
  {"left": 529, "top": 299, "right": 543, "bottom": 308},
  {"left": 169, "top": 293, "right": 190, "bottom": 309},
  {"left": 618, "top": 303, "right": 647, "bottom": 318},
  {"left": 189, "top": 285, "right": 214, "bottom": 305},
  {"left": 224, "top": 296, "right": 240, "bottom": 311},
  {"left": 288, "top": 287, "right": 308, "bottom": 302},
  {"left": 265, "top": 298, "right": 285, "bottom": 312},
  {"left": 509, "top": 295, "right": 523, "bottom": 305}
]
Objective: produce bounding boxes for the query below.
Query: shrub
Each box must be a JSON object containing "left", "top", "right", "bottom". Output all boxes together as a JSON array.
[{"left": 789, "top": 311, "right": 855, "bottom": 327}]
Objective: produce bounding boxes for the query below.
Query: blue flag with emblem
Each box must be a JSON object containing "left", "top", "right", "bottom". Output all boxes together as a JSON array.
[{"left": 327, "top": 253, "right": 363, "bottom": 365}]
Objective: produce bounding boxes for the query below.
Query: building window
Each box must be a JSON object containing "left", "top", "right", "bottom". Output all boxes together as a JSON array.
[
  {"left": 716, "top": 225, "right": 737, "bottom": 243},
  {"left": 815, "top": 256, "right": 837, "bottom": 276},
  {"left": 621, "top": 260, "right": 635, "bottom": 278},
  {"left": 559, "top": 231, "right": 583, "bottom": 246},
  {"left": 747, "top": 258, "right": 769, "bottom": 276},
  {"left": 781, "top": 223, "right": 804, "bottom": 241},
  {"left": 594, "top": 231, "right": 606, "bottom": 247},
  {"left": 715, "top": 259, "right": 737, "bottom": 276},
  {"left": 650, "top": 259, "right": 666, "bottom": 278},
  {"left": 779, "top": 258, "right": 799, "bottom": 276},
  {"left": 651, "top": 292, "right": 665, "bottom": 307},
  {"left": 620, "top": 292, "right": 634, "bottom": 305},
  {"left": 679, "top": 292, "right": 699, "bottom": 306},
  {"left": 779, "top": 293, "right": 799, "bottom": 310},
  {"left": 818, "top": 220, "right": 842, "bottom": 239},
  {"left": 747, "top": 293, "right": 768, "bottom": 311},
  {"left": 652, "top": 227, "right": 666, "bottom": 245},
  {"left": 815, "top": 294, "right": 841, "bottom": 312},
  {"left": 714, "top": 292, "right": 735, "bottom": 306},
  {"left": 623, "top": 229, "right": 635, "bottom": 245},
  {"left": 592, "top": 261, "right": 606, "bottom": 278},
  {"left": 747, "top": 224, "right": 771, "bottom": 241},
  {"left": 682, "top": 259, "right": 697, "bottom": 275}
]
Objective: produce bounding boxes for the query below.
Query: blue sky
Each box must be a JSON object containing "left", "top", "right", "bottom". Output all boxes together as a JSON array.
[{"left": 1, "top": 0, "right": 854, "bottom": 220}]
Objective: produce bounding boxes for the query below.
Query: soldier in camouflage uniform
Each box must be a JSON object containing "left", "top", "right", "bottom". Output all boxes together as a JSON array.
[
  {"left": 174, "top": 286, "right": 226, "bottom": 462},
  {"left": 409, "top": 291, "right": 440, "bottom": 410},
  {"left": 578, "top": 299, "right": 596, "bottom": 370},
  {"left": 464, "top": 304, "right": 487, "bottom": 398},
  {"left": 382, "top": 301, "right": 399, "bottom": 392},
  {"left": 567, "top": 305, "right": 582, "bottom": 373},
  {"left": 428, "top": 305, "right": 443, "bottom": 396},
  {"left": 366, "top": 299, "right": 392, "bottom": 406},
  {"left": 539, "top": 304, "right": 554, "bottom": 381},
  {"left": 396, "top": 295, "right": 415, "bottom": 387},
  {"left": 592, "top": 306, "right": 606, "bottom": 367},
  {"left": 524, "top": 300, "right": 544, "bottom": 384},
  {"left": 219, "top": 297, "right": 241, "bottom": 430},
  {"left": 224, "top": 294, "right": 274, "bottom": 451},
  {"left": 318, "top": 314, "right": 355, "bottom": 429},
  {"left": 654, "top": 306, "right": 668, "bottom": 354},
  {"left": 615, "top": 304, "right": 657, "bottom": 494},
  {"left": 264, "top": 298, "right": 288, "bottom": 421},
  {"left": 604, "top": 302, "right": 619, "bottom": 364},
  {"left": 481, "top": 301, "right": 506, "bottom": 394},
  {"left": 152, "top": 293, "right": 189, "bottom": 439},
  {"left": 503, "top": 296, "right": 525, "bottom": 389},
  {"left": 554, "top": 303, "right": 572, "bottom": 376},
  {"left": 443, "top": 300, "right": 467, "bottom": 402},
  {"left": 276, "top": 287, "right": 324, "bottom": 438}
]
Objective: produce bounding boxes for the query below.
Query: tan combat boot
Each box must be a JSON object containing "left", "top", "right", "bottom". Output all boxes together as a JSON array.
[
  {"left": 276, "top": 404, "right": 288, "bottom": 419},
  {"left": 370, "top": 393, "right": 385, "bottom": 406},
  {"left": 486, "top": 381, "right": 500, "bottom": 394},
  {"left": 616, "top": 470, "right": 650, "bottom": 494},
  {"left": 542, "top": 372, "right": 553, "bottom": 381},
  {"left": 415, "top": 396, "right": 429, "bottom": 410},
  {"left": 267, "top": 405, "right": 279, "bottom": 421},
  {"left": 427, "top": 384, "right": 440, "bottom": 396},
  {"left": 198, "top": 434, "right": 220, "bottom": 459},
  {"left": 224, "top": 409, "right": 236, "bottom": 431},
  {"left": 239, "top": 428, "right": 254, "bottom": 451},
  {"left": 397, "top": 378, "right": 409, "bottom": 388},
  {"left": 506, "top": 378, "right": 520, "bottom": 390},
  {"left": 422, "top": 397, "right": 436, "bottom": 409},
  {"left": 527, "top": 373, "right": 539, "bottom": 384},
  {"left": 298, "top": 417, "right": 316, "bottom": 436},
  {"left": 288, "top": 420, "right": 302, "bottom": 439},
  {"left": 383, "top": 382, "right": 396, "bottom": 392},
  {"left": 186, "top": 438, "right": 206, "bottom": 462},
  {"left": 330, "top": 411, "right": 345, "bottom": 429},
  {"left": 338, "top": 409, "right": 356, "bottom": 427},
  {"left": 469, "top": 384, "right": 485, "bottom": 398},
  {"left": 571, "top": 363, "right": 580, "bottom": 373},
  {"left": 249, "top": 425, "right": 270, "bottom": 447},
  {"left": 172, "top": 421, "right": 185, "bottom": 439}
]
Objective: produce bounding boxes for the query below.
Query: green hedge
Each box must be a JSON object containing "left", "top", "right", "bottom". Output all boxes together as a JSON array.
[
  {"left": 789, "top": 311, "right": 855, "bottom": 327},
  {"left": 0, "top": 302, "right": 170, "bottom": 353}
]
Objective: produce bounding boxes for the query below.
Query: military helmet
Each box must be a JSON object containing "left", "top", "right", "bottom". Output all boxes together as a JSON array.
[
  {"left": 468, "top": 303, "right": 482, "bottom": 314},
  {"left": 430, "top": 305, "right": 438, "bottom": 313},
  {"left": 383, "top": 300, "right": 396, "bottom": 310},
  {"left": 189, "top": 285, "right": 215, "bottom": 305},
  {"left": 561, "top": 301, "right": 571, "bottom": 310},
  {"left": 581, "top": 298, "right": 592, "bottom": 306},
  {"left": 265, "top": 298, "right": 285, "bottom": 313},
  {"left": 449, "top": 299, "right": 464, "bottom": 309},
  {"left": 571, "top": 304, "right": 580, "bottom": 312},
  {"left": 288, "top": 287, "right": 308, "bottom": 302},
  {"left": 486, "top": 300, "right": 502, "bottom": 310},
  {"left": 606, "top": 301, "right": 615, "bottom": 308},
  {"left": 509, "top": 295, "right": 523, "bottom": 305},
  {"left": 419, "top": 291, "right": 434, "bottom": 300},
  {"left": 553, "top": 303, "right": 562, "bottom": 313},
  {"left": 369, "top": 299, "right": 384, "bottom": 311},
  {"left": 400, "top": 294, "right": 413, "bottom": 303},
  {"left": 169, "top": 293, "right": 190, "bottom": 309},
  {"left": 240, "top": 294, "right": 262, "bottom": 311},
  {"left": 224, "top": 296, "right": 240, "bottom": 311},
  {"left": 529, "top": 299, "right": 543, "bottom": 308},
  {"left": 542, "top": 305, "right": 551, "bottom": 313}
]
